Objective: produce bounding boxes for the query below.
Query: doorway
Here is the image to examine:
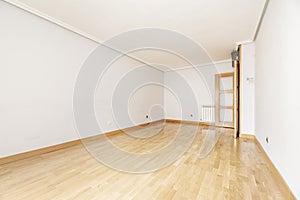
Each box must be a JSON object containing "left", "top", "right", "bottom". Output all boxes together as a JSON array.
[{"left": 215, "top": 72, "right": 234, "bottom": 128}]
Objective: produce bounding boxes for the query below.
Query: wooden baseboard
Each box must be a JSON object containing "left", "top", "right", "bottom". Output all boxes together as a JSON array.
[
  {"left": 102, "top": 119, "right": 165, "bottom": 138},
  {"left": 167, "top": 120, "right": 295, "bottom": 198},
  {"left": 0, "top": 119, "right": 165, "bottom": 166},
  {"left": 239, "top": 133, "right": 255, "bottom": 140},
  {"left": 166, "top": 119, "right": 208, "bottom": 125},
  {"left": 165, "top": 119, "right": 181, "bottom": 123},
  {"left": 165, "top": 119, "right": 233, "bottom": 129},
  {"left": 254, "top": 138, "right": 296, "bottom": 199},
  {"left": 0, "top": 140, "right": 81, "bottom": 166}
]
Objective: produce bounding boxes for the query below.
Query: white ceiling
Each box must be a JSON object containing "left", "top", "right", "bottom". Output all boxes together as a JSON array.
[{"left": 9, "top": 0, "right": 265, "bottom": 69}]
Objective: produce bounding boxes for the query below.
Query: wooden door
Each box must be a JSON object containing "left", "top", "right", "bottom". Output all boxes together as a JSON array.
[
  {"left": 233, "top": 59, "right": 240, "bottom": 138},
  {"left": 215, "top": 72, "right": 234, "bottom": 128}
]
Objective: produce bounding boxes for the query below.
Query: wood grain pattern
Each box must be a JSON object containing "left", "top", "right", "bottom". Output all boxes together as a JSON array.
[
  {"left": 233, "top": 55, "right": 240, "bottom": 138},
  {"left": 165, "top": 119, "right": 233, "bottom": 129},
  {"left": 0, "top": 122, "right": 295, "bottom": 199},
  {"left": 0, "top": 120, "right": 165, "bottom": 166},
  {"left": 239, "top": 133, "right": 255, "bottom": 140},
  {"left": 254, "top": 138, "right": 296, "bottom": 199},
  {"left": 0, "top": 140, "right": 81, "bottom": 166},
  {"left": 239, "top": 45, "right": 243, "bottom": 137}
]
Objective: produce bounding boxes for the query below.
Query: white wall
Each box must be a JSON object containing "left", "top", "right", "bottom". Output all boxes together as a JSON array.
[
  {"left": 255, "top": 0, "right": 300, "bottom": 197},
  {"left": 0, "top": 1, "right": 96, "bottom": 157},
  {"left": 164, "top": 61, "right": 233, "bottom": 121},
  {"left": 240, "top": 43, "right": 255, "bottom": 135},
  {"left": 94, "top": 57, "right": 164, "bottom": 133},
  {"left": 0, "top": 1, "right": 164, "bottom": 158}
]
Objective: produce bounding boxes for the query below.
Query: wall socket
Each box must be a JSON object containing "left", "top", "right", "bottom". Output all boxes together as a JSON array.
[
  {"left": 190, "top": 114, "right": 193, "bottom": 117},
  {"left": 146, "top": 115, "right": 149, "bottom": 119},
  {"left": 265, "top": 136, "right": 269, "bottom": 144}
]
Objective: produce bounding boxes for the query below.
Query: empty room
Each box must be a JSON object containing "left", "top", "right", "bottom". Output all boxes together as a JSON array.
[{"left": 0, "top": 0, "right": 299, "bottom": 199}]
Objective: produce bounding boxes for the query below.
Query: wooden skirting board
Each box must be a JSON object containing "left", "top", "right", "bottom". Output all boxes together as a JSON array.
[
  {"left": 0, "top": 139, "right": 82, "bottom": 166},
  {"left": 238, "top": 132, "right": 295, "bottom": 199},
  {"left": 0, "top": 119, "right": 165, "bottom": 166},
  {"left": 0, "top": 119, "right": 296, "bottom": 198},
  {"left": 165, "top": 119, "right": 234, "bottom": 129},
  {"left": 238, "top": 133, "right": 295, "bottom": 198},
  {"left": 239, "top": 133, "right": 256, "bottom": 140},
  {"left": 166, "top": 120, "right": 295, "bottom": 198},
  {"left": 253, "top": 138, "right": 296, "bottom": 199},
  {"left": 0, "top": 118, "right": 214, "bottom": 166}
]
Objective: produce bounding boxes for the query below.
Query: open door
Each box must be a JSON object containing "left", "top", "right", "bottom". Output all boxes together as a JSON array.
[
  {"left": 232, "top": 46, "right": 241, "bottom": 138},
  {"left": 233, "top": 55, "right": 240, "bottom": 138},
  {"left": 215, "top": 72, "right": 234, "bottom": 128}
]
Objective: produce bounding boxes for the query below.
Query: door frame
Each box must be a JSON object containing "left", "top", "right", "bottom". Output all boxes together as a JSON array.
[
  {"left": 234, "top": 45, "right": 242, "bottom": 138},
  {"left": 233, "top": 59, "right": 240, "bottom": 138},
  {"left": 215, "top": 72, "right": 234, "bottom": 128}
]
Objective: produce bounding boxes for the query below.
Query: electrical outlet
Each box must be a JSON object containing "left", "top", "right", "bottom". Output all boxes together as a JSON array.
[
  {"left": 266, "top": 136, "right": 269, "bottom": 144},
  {"left": 190, "top": 114, "right": 193, "bottom": 117},
  {"left": 146, "top": 115, "right": 149, "bottom": 119}
]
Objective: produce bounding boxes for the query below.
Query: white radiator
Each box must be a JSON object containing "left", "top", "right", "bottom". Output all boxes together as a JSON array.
[{"left": 201, "top": 106, "right": 215, "bottom": 122}]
